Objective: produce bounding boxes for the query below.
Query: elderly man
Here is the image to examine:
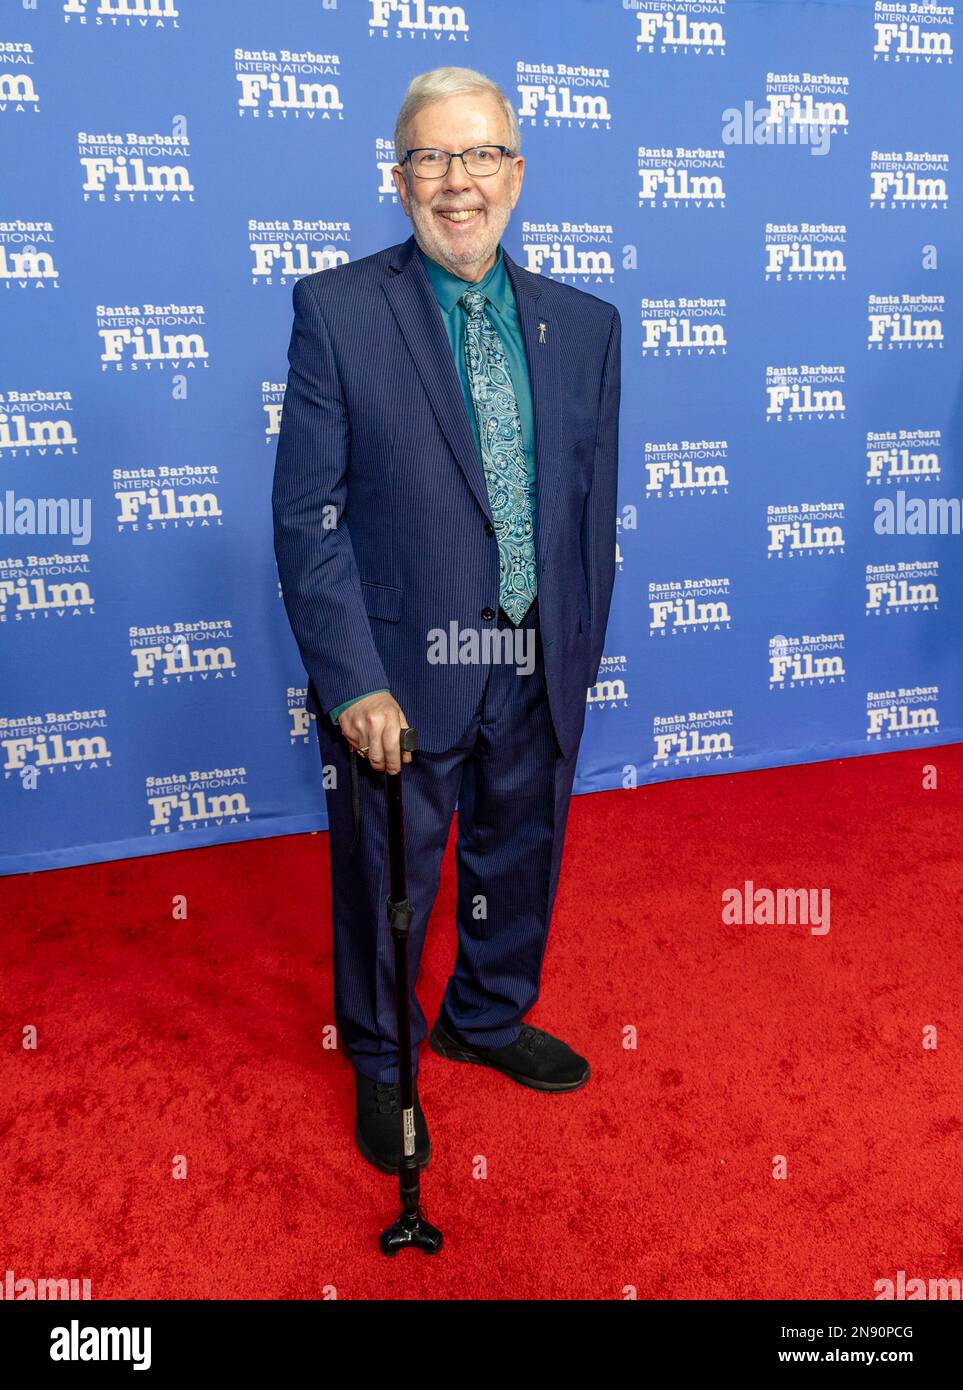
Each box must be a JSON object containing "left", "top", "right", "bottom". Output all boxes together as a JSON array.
[{"left": 273, "top": 66, "right": 620, "bottom": 1174}]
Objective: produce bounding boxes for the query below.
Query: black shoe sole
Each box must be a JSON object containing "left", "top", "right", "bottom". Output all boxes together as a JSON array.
[
  {"left": 355, "top": 1124, "right": 431, "bottom": 1176},
  {"left": 428, "top": 1021, "right": 591, "bottom": 1093}
]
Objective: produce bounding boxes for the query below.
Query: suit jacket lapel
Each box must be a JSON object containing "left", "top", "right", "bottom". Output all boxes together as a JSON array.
[
  {"left": 383, "top": 234, "right": 563, "bottom": 576},
  {"left": 383, "top": 235, "right": 492, "bottom": 521}
]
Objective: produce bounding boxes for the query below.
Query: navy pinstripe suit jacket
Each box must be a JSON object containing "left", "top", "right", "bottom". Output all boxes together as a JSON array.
[{"left": 272, "top": 232, "right": 621, "bottom": 759}]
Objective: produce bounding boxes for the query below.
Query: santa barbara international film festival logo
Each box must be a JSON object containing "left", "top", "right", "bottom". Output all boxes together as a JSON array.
[
  {"left": 868, "top": 294, "right": 945, "bottom": 349},
  {"left": 97, "top": 303, "right": 209, "bottom": 373},
  {"left": 769, "top": 633, "right": 845, "bottom": 690},
  {"left": 114, "top": 465, "right": 223, "bottom": 531},
  {"left": 518, "top": 222, "right": 616, "bottom": 286},
  {"left": 628, "top": 0, "right": 726, "bottom": 56},
  {"left": 1, "top": 222, "right": 59, "bottom": 288},
  {"left": 0, "top": 389, "right": 78, "bottom": 461},
  {"left": 147, "top": 767, "right": 251, "bottom": 836},
  {"left": 637, "top": 146, "right": 726, "bottom": 208},
  {"left": 129, "top": 619, "right": 237, "bottom": 687},
  {"left": 263, "top": 378, "right": 285, "bottom": 444},
  {"left": 766, "top": 365, "right": 846, "bottom": 423},
  {"left": 648, "top": 576, "right": 731, "bottom": 636},
  {"left": 249, "top": 221, "right": 351, "bottom": 285},
  {"left": 2, "top": 709, "right": 111, "bottom": 789},
  {"left": 870, "top": 149, "right": 950, "bottom": 208},
  {"left": 368, "top": 0, "right": 470, "bottom": 42},
  {"left": 375, "top": 137, "right": 400, "bottom": 202},
  {"left": 644, "top": 438, "right": 729, "bottom": 501},
  {"left": 0, "top": 552, "right": 95, "bottom": 624},
  {"left": 866, "top": 685, "right": 939, "bottom": 741},
  {"left": 585, "top": 654, "right": 629, "bottom": 718},
  {"left": 515, "top": 61, "right": 611, "bottom": 130},
  {"left": 651, "top": 707, "right": 734, "bottom": 771},
  {"left": 285, "top": 687, "right": 315, "bottom": 743},
  {"left": 641, "top": 297, "right": 727, "bottom": 357},
  {"left": 77, "top": 125, "right": 192, "bottom": 203},
  {"left": 767, "top": 503, "right": 846, "bottom": 560},
  {"left": 62, "top": 0, "right": 182, "bottom": 28},
  {"left": 872, "top": 2, "right": 956, "bottom": 63},
  {"left": 764, "top": 223, "right": 847, "bottom": 281},
  {"left": 235, "top": 47, "right": 343, "bottom": 121},
  {"left": 0, "top": 40, "right": 38, "bottom": 113},
  {"left": 867, "top": 429, "right": 942, "bottom": 485},
  {"left": 723, "top": 70, "right": 848, "bottom": 155},
  {"left": 866, "top": 560, "right": 939, "bottom": 616}
]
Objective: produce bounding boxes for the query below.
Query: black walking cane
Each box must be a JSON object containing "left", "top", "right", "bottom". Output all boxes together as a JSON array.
[{"left": 379, "top": 724, "right": 443, "bottom": 1256}]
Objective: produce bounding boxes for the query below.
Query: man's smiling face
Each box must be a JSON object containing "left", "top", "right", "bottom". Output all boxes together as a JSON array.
[{"left": 392, "top": 90, "right": 524, "bottom": 283}]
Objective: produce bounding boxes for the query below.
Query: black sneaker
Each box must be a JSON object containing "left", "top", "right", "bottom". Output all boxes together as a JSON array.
[
  {"left": 429, "top": 1016, "right": 590, "bottom": 1092},
  {"left": 354, "top": 1071, "right": 430, "bottom": 1175}
]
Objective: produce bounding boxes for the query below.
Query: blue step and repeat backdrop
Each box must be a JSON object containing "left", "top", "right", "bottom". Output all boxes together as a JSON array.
[{"left": 2, "top": 0, "right": 961, "bottom": 874}]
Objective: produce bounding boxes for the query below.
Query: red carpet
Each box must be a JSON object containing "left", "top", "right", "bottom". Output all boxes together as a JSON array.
[{"left": 2, "top": 744, "right": 960, "bottom": 1300}]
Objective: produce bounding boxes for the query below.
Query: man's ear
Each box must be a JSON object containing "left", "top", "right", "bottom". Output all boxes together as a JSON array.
[
  {"left": 510, "top": 154, "right": 525, "bottom": 208},
  {"left": 392, "top": 164, "right": 411, "bottom": 214}
]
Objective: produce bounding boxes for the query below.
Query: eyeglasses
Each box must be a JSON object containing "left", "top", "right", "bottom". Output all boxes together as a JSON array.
[{"left": 401, "top": 145, "right": 515, "bottom": 179}]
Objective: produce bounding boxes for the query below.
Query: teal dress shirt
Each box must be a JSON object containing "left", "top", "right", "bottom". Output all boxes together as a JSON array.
[{"left": 328, "top": 240, "right": 536, "bottom": 725}]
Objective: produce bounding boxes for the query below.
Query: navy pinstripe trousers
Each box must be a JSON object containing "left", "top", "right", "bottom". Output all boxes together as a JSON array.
[{"left": 314, "top": 596, "right": 581, "bottom": 1082}]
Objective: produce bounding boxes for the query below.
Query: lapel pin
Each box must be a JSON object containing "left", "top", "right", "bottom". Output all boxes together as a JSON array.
[{"left": 538, "top": 321, "right": 547, "bottom": 344}]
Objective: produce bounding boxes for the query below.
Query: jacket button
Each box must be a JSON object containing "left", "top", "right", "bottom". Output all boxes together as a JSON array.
[
  {"left": 482, "top": 607, "right": 495, "bottom": 621},
  {"left": 484, "top": 521, "right": 495, "bottom": 536}
]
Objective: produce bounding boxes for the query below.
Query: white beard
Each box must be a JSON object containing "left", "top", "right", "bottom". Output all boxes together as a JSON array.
[{"left": 409, "top": 196, "right": 512, "bottom": 278}]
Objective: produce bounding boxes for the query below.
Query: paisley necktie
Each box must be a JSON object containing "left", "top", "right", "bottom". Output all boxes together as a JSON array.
[{"left": 459, "top": 288, "right": 537, "bottom": 625}]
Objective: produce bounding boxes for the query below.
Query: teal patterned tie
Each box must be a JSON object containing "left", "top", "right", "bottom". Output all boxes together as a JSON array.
[{"left": 459, "top": 288, "right": 537, "bottom": 625}]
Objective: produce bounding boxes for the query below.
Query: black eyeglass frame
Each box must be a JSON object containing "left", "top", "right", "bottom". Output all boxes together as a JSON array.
[{"left": 400, "top": 145, "right": 516, "bottom": 178}]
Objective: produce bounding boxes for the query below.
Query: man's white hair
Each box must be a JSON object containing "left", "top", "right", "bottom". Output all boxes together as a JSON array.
[{"left": 394, "top": 66, "right": 522, "bottom": 164}]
